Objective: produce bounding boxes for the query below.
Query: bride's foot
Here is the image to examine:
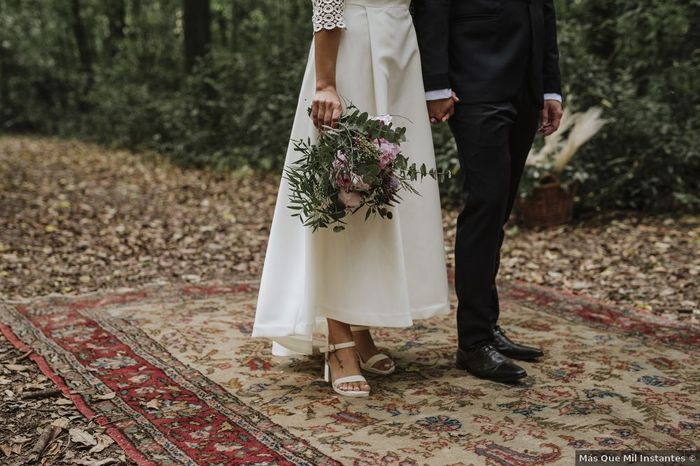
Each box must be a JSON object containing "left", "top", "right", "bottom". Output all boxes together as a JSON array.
[
  {"left": 351, "top": 327, "right": 396, "bottom": 375},
  {"left": 325, "top": 321, "right": 370, "bottom": 396}
]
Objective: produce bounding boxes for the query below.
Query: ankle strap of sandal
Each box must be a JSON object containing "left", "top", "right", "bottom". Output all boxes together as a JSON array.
[{"left": 322, "top": 341, "right": 356, "bottom": 353}]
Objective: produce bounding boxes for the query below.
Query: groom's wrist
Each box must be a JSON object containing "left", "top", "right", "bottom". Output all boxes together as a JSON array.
[
  {"left": 544, "top": 93, "right": 562, "bottom": 103},
  {"left": 426, "top": 88, "right": 452, "bottom": 101}
]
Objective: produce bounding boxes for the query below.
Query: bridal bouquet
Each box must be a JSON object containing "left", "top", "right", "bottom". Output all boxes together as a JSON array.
[{"left": 286, "top": 106, "right": 447, "bottom": 232}]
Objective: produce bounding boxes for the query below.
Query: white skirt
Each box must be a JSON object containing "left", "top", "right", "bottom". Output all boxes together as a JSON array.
[{"left": 252, "top": 0, "right": 450, "bottom": 356}]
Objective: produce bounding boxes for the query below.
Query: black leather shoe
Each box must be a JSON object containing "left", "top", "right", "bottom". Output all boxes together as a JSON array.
[
  {"left": 456, "top": 343, "right": 527, "bottom": 383},
  {"left": 493, "top": 326, "right": 544, "bottom": 361}
]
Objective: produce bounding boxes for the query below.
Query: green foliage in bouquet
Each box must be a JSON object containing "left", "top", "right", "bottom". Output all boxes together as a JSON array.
[{"left": 285, "top": 106, "right": 449, "bottom": 233}]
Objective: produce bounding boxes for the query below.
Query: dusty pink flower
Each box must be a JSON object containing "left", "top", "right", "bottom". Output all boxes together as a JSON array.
[
  {"left": 338, "top": 189, "right": 363, "bottom": 209},
  {"left": 374, "top": 138, "right": 401, "bottom": 169},
  {"left": 332, "top": 151, "right": 348, "bottom": 170},
  {"left": 351, "top": 173, "right": 371, "bottom": 191},
  {"left": 336, "top": 172, "right": 351, "bottom": 188},
  {"left": 386, "top": 175, "right": 400, "bottom": 192}
]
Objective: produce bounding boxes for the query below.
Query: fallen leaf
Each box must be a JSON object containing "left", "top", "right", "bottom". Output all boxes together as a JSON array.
[
  {"left": 88, "top": 433, "right": 115, "bottom": 454},
  {"left": 73, "top": 457, "right": 120, "bottom": 466},
  {"left": 69, "top": 428, "right": 97, "bottom": 447},
  {"left": 144, "top": 398, "right": 161, "bottom": 410},
  {"left": 4, "top": 364, "right": 30, "bottom": 372},
  {"left": 45, "top": 439, "right": 62, "bottom": 456}
]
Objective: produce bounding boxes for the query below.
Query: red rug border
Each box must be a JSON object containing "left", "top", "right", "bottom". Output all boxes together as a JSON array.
[{"left": 0, "top": 322, "right": 156, "bottom": 466}]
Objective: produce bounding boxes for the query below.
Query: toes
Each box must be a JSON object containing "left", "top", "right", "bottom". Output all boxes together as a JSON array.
[
  {"left": 373, "top": 358, "right": 394, "bottom": 371},
  {"left": 339, "top": 382, "right": 368, "bottom": 392}
]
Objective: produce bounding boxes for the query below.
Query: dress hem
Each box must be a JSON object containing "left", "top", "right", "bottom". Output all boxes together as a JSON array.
[{"left": 251, "top": 301, "right": 451, "bottom": 356}]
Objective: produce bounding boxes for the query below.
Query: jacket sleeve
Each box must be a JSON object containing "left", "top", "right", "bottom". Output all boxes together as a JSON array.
[
  {"left": 542, "top": 0, "right": 562, "bottom": 96},
  {"left": 413, "top": 0, "right": 451, "bottom": 91},
  {"left": 312, "top": 0, "right": 346, "bottom": 33}
]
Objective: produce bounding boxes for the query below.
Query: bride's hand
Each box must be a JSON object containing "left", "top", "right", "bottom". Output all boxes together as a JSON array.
[{"left": 312, "top": 85, "right": 342, "bottom": 130}]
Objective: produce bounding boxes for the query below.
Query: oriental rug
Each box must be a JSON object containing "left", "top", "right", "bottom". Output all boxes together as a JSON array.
[{"left": 1, "top": 280, "right": 698, "bottom": 465}]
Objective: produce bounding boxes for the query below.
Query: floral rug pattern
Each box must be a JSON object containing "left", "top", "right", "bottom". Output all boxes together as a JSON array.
[{"left": 1, "top": 280, "right": 698, "bottom": 465}]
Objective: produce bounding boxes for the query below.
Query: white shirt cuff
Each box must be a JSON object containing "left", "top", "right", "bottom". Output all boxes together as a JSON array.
[
  {"left": 426, "top": 88, "right": 452, "bottom": 101},
  {"left": 544, "top": 93, "right": 562, "bottom": 102}
]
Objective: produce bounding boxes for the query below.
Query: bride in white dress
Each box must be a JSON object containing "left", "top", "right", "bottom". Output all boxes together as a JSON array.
[{"left": 252, "top": 0, "right": 450, "bottom": 397}]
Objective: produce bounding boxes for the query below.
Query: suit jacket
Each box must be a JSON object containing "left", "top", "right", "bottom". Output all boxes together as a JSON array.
[{"left": 413, "top": 0, "right": 562, "bottom": 107}]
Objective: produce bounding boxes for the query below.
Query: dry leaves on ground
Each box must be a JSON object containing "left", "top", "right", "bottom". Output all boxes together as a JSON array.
[
  {"left": 443, "top": 211, "right": 699, "bottom": 320},
  {"left": 0, "top": 338, "right": 132, "bottom": 466}
]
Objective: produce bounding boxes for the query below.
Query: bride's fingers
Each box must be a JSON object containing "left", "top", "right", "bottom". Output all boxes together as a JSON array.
[
  {"left": 323, "top": 102, "right": 335, "bottom": 128},
  {"left": 331, "top": 105, "right": 342, "bottom": 128},
  {"left": 317, "top": 105, "right": 327, "bottom": 130},
  {"left": 441, "top": 106, "right": 454, "bottom": 122},
  {"left": 312, "top": 103, "right": 321, "bottom": 129}
]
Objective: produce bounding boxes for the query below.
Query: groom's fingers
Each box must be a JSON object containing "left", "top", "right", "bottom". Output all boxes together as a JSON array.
[
  {"left": 540, "top": 108, "right": 550, "bottom": 130},
  {"left": 541, "top": 100, "right": 563, "bottom": 136},
  {"left": 550, "top": 113, "right": 562, "bottom": 132}
]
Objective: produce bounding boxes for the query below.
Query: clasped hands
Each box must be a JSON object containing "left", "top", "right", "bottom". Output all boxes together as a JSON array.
[{"left": 427, "top": 91, "right": 459, "bottom": 125}]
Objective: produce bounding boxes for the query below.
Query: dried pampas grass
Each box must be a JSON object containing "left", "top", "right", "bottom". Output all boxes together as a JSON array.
[{"left": 528, "top": 106, "right": 606, "bottom": 173}]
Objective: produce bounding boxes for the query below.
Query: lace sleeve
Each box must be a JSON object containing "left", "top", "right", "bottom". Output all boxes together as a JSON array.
[{"left": 312, "top": 0, "right": 347, "bottom": 32}]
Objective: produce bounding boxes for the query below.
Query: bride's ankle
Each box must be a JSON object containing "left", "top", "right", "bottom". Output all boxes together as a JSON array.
[{"left": 352, "top": 329, "right": 376, "bottom": 348}]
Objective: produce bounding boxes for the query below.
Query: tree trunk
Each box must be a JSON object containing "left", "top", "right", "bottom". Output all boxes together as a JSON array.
[
  {"left": 0, "top": 44, "right": 8, "bottom": 118},
  {"left": 106, "top": 0, "right": 126, "bottom": 57},
  {"left": 216, "top": 9, "right": 228, "bottom": 48},
  {"left": 231, "top": 0, "right": 236, "bottom": 49},
  {"left": 183, "top": 0, "right": 211, "bottom": 72},
  {"left": 70, "top": 0, "right": 93, "bottom": 89},
  {"left": 0, "top": 0, "right": 7, "bottom": 113}
]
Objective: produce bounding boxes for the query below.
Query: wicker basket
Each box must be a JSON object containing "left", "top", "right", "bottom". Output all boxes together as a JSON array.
[{"left": 517, "top": 174, "right": 576, "bottom": 227}]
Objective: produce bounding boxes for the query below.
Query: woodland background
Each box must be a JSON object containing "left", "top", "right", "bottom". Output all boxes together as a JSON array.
[{"left": 0, "top": 0, "right": 698, "bottom": 212}]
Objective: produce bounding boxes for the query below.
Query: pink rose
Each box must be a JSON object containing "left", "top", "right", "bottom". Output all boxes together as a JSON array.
[{"left": 339, "top": 189, "right": 363, "bottom": 209}]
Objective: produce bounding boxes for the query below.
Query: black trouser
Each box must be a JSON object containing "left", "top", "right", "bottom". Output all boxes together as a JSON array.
[{"left": 448, "top": 87, "right": 540, "bottom": 349}]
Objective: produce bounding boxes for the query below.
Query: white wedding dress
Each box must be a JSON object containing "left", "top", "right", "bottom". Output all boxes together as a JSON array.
[{"left": 252, "top": 0, "right": 450, "bottom": 356}]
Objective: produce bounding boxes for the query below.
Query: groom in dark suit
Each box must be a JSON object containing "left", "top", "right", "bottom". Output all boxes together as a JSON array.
[{"left": 414, "top": 0, "right": 563, "bottom": 382}]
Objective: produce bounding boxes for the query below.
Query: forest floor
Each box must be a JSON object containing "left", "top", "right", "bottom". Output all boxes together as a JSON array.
[{"left": 0, "top": 135, "right": 698, "bottom": 464}]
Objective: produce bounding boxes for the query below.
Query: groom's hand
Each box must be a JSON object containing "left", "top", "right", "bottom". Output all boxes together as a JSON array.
[
  {"left": 427, "top": 92, "right": 458, "bottom": 124},
  {"left": 540, "top": 100, "right": 563, "bottom": 136}
]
